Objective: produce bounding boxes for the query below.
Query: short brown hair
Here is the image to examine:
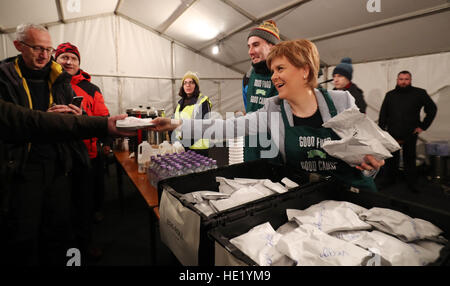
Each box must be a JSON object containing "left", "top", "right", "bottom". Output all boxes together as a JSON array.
[
  {"left": 398, "top": 70, "right": 411, "bottom": 78},
  {"left": 266, "top": 39, "right": 320, "bottom": 89}
]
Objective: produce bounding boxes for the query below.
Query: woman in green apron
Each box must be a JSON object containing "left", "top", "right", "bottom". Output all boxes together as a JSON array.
[
  {"left": 151, "top": 40, "right": 384, "bottom": 191},
  {"left": 269, "top": 40, "right": 381, "bottom": 191},
  {"left": 278, "top": 86, "right": 378, "bottom": 191}
]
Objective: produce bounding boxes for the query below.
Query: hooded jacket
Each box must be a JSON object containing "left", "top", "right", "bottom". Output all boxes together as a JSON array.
[{"left": 71, "top": 69, "right": 110, "bottom": 158}]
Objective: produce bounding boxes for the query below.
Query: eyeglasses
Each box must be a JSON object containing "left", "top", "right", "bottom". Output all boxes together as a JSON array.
[
  {"left": 20, "top": 41, "right": 55, "bottom": 55},
  {"left": 184, "top": 81, "right": 195, "bottom": 86}
]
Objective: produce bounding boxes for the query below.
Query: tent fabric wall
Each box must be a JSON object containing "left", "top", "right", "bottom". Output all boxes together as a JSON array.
[
  {"left": 0, "top": 0, "right": 59, "bottom": 29},
  {"left": 0, "top": 34, "right": 6, "bottom": 60},
  {"left": 120, "top": 78, "right": 173, "bottom": 114},
  {"left": 0, "top": 11, "right": 447, "bottom": 141},
  {"left": 117, "top": 16, "right": 172, "bottom": 77},
  {"left": 424, "top": 85, "right": 450, "bottom": 142},
  {"left": 0, "top": 33, "right": 18, "bottom": 60},
  {"left": 0, "top": 14, "right": 242, "bottom": 118},
  {"left": 48, "top": 16, "right": 118, "bottom": 75},
  {"left": 173, "top": 44, "right": 242, "bottom": 79},
  {"left": 327, "top": 51, "right": 450, "bottom": 142},
  {"left": 219, "top": 79, "right": 245, "bottom": 115},
  {"left": 91, "top": 76, "right": 120, "bottom": 115}
]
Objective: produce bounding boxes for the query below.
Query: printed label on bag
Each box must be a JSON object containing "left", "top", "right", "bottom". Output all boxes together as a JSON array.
[{"left": 160, "top": 190, "right": 201, "bottom": 266}]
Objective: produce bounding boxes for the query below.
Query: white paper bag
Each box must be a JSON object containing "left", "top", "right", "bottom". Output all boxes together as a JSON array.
[
  {"left": 230, "top": 222, "right": 287, "bottom": 266},
  {"left": 287, "top": 200, "right": 371, "bottom": 233},
  {"left": 322, "top": 108, "right": 401, "bottom": 166},
  {"left": 359, "top": 207, "right": 445, "bottom": 242},
  {"left": 275, "top": 224, "right": 371, "bottom": 266},
  {"left": 159, "top": 190, "right": 201, "bottom": 266}
]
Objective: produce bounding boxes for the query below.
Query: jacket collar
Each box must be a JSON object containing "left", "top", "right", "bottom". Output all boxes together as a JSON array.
[
  {"left": 252, "top": 60, "right": 271, "bottom": 75},
  {"left": 70, "top": 69, "right": 91, "bottom": 85},
  {"left": 394, "top": 84, "right": 413, "bottom": 93},
  {"left": 13, "top": 55, "right": 63, "bottom": 86}
]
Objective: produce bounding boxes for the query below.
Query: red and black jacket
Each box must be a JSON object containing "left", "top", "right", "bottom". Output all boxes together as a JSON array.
[{"left": 71, "top": 70, "right": 110, "bottom": 159}]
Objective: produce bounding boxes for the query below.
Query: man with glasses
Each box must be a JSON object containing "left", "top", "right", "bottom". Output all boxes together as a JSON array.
[{"left": 0, "top": 23, "right": 86, "bottom": 266}]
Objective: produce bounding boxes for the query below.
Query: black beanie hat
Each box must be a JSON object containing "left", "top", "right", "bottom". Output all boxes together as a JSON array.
[{"left": 333, "top": 57, "right": 353, "bottom": 81}]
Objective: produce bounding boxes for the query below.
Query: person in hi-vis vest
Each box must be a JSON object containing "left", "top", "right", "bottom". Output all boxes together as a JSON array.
[{"left": 173, "top": 71, "right": 212, "bottom": 157}]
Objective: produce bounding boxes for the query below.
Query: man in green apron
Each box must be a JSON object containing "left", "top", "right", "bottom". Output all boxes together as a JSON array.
[{"left": 242, "top": 20, "right": 280, "bottom": 161}]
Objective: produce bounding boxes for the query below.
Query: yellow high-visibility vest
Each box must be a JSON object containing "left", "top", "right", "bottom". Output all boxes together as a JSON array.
[{"left": 174, "top": 93, "right": 211, "bottom": 150}]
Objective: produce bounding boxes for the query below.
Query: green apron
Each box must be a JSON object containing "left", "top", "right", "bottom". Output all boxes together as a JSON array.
[
  {"left": 281, "top": 88, "right": 377, "bottom": 192},
  {"left": 244, "top": 69, "right": 277, "bottom": 161}
]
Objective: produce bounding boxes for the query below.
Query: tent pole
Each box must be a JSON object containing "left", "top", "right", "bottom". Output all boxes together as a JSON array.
[
  {"left": 115, "top": 16, "right": 123, "bottom": 114},
  {"left": 217, "top": 81, "right": 222, "bottom": 115},
  {"left": 171, "top": 41, "right": 176, "bottom": 116}
]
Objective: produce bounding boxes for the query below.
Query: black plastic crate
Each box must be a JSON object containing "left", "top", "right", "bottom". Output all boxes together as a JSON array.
[
  {"left": 156, "top": 159, "right": 325, "bottom": 265},
  {"left": 209, "top": 185, "right": 450, "bottom": 266},
  {"left": 157, "top": 159, "right": 311, "bottom": 202}
]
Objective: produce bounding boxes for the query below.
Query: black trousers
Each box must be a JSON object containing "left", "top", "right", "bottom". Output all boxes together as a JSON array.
[
  {"left": 91, "top": 156, "right": 105, "bottom": 213},
  {"left": 385, "top": 133, "right": 418, "bottom": 185},
  {"left": 1, "top": 160, "right": 72, "bottom": 266},
  {"left": 70, "top": 160, "right": 93, "bottom": 263}
]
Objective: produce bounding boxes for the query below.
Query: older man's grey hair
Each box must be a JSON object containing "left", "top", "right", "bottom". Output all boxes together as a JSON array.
[{"left": 16, "top": 23, "right": 48, "bottom": 41}]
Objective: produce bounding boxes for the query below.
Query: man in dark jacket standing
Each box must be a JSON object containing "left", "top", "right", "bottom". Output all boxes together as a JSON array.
[
  {"left": 378, "top": 71, "right": 437, "bottom": 192},
  {"left": 0, "top": 23, "right": 84, "bottom": 266},
  {"left": 333, "top": 57, "right": 367, "bottom": 113}
]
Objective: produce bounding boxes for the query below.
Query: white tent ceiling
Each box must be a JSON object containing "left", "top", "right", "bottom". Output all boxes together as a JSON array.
[
  {"left": 0, "top": 0, "right": 449, "bottom": 144},
  {"left": 1, "top": 0, "right": 449, "bottom": 73}
]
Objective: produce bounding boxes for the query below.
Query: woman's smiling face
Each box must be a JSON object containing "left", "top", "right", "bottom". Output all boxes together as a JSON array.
[{"left": 270, "top": 56, "right": 306, "bottom": 100}]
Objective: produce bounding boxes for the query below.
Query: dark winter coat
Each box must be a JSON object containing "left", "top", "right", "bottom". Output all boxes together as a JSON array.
[
  {"left": 0, "top": 55, "right": 90, "bottom": 177},
  {"left": 334, "top": 82, "right": 367, "bottom": 113},
  {"left": 378, "top": 85, "right": 437, "bottom": 140}
]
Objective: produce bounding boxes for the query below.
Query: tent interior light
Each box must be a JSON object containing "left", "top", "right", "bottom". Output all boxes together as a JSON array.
[
  {"left": 67, "top": 0, "right": 81, "bottom": 13},
  {"left": 188, "top": 20, "right": 218, "bottom": 40},
  {"left": 212, "top": 44, "right": 219, "bottom": 55}
]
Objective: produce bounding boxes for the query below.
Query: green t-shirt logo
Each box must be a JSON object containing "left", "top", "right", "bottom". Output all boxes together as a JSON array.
[
  {"left": 307, "top": 149, "right": 327, "bottom": 159},
  {"left": 255, "top": 89, "right": 266, "bottom": 96}
]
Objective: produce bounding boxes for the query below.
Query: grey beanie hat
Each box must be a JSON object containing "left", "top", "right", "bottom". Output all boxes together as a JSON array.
[
  {"left": 248, "top": 20, "right": 280, "bottom": 45},
  {"left": 333, "top": 57, "right": 353, "bottom": 81}
]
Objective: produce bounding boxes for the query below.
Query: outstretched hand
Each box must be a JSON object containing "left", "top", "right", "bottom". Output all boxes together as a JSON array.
[
  {"left": 355, "top": 154, "right": 385, "bottom": 172},
  {"left": 107, "top": 114, "right": 137, "bottom": 137},
  {"left": 149, "top": 117, "right": 182, "bottom": 132}
]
